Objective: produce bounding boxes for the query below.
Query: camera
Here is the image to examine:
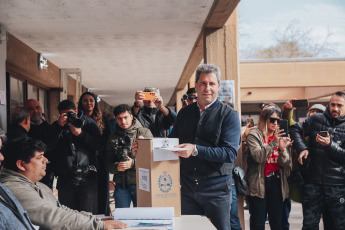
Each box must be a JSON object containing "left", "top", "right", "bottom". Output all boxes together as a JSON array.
[
  {"left": 66, "top": 111, "right": 84, "bottom": 128},
  {"left": 71, "top": 164, "right": 89, "bottom": 185},
  {"left": 114, "top": 136, "right": 132, "bottom": 162},
  {"left": 181, "top": 94, "right": 188, "bottom": 102}
]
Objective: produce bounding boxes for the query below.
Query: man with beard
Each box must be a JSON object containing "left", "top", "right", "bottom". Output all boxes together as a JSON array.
[
  {"left": 25, "top": 99, "right": 51, "bottom": 143},
  {"left": 25, "top": 99, "right": 53, "bottom": 188},
  {"left": 290, "top": 91, "right": 345, "bottom": 230}
]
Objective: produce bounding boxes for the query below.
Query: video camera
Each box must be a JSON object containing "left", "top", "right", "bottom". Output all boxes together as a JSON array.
[{"left": 114, "top": 136, "right": 132, "bottom": 162}]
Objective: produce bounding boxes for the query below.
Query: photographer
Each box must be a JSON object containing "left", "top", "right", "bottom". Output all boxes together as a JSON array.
[
  {"left": 106, "top": 104, "right": 152, "bottom": 208},
  {"left": 181, "top": 87, "right": 197, "bottom": 108},
  {"left": 50, "top": 100, "right": 102, "bottom": 214},
  {"left": 132, "top": 87, "right": 176, "bottom": 137}
]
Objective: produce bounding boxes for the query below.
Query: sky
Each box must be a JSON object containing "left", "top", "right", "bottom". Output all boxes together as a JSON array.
[{"left": 238, "top": 0, "right": 345, "bottom": 59}]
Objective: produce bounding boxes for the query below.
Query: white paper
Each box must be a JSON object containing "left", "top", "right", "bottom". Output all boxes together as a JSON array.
[
  {"left": 161, "top": 147, "right": 188, "bottom": 151},
  {"left": 138, "top": 168, "right": 150, "bottom": 192},
  {"left": 119, "top": 219, "right": 173, "bottom": 228},
  {"left": 152, "top": 138, "right": 180, "bottom": 161},
  {"left": 113, "top": 207, "right": 174, "bottom": 220}
]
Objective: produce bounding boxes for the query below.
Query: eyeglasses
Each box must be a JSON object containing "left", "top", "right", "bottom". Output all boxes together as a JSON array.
[{"left": 269, "top": 117, "right": 280, "bottom": 124}]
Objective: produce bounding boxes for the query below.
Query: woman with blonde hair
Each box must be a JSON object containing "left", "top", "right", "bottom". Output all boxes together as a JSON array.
[{"left": 246, "top": 106, "right": 292, "bottom": 230}]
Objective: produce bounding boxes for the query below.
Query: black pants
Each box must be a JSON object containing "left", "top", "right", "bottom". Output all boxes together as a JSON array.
[
  {"left": 57, "top": 172, "right": 98, "bottom": 214},
  {"left": 302, "top": 183, "right": 345, "bottom": 230},
  {"left": 181, "top": 176, "right": 232, "bottom": 230},
  {"left": 248, "top": 176, "right": 283, "bottom": 230}
]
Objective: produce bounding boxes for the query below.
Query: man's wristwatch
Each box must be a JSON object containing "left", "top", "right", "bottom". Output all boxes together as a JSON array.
[
  {"left": 191, "top": 145, "right": 198, "bottom": 156},
  {"left": 133, "top": 101, "right": 140, "bottom": 108}
]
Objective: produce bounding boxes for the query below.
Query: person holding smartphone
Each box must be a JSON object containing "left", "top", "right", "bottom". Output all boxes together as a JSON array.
[
  {"left": 132, "top": 87, "right": 176, "bottom": 137},
  {"left": 246, "top": 106, "right": 292, "bottom": 230},
  {"left": 282, "top": 99, "right": 327, "bottom": 230},
  {"left": 290, "top": 91, "right": 345, "bottom": 230}
]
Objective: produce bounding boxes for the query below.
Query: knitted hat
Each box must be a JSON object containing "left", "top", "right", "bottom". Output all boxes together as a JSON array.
[{"left": 309, "top": 104, "right": 326, "bottom": 112}]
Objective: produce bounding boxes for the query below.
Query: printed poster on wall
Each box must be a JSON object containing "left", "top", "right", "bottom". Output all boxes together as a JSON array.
[{"left": 218, "top": 80, "right": 235, "bottom": 107}]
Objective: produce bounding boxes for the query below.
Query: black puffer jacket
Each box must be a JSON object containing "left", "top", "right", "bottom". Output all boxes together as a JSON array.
[{"left": 290, "top": 105, "right": 345, "bottom": 185}]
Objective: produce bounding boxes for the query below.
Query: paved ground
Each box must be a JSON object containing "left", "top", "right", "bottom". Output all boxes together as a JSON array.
[{"left": 243, "top": 201, "right": 324, "bottom": 230}]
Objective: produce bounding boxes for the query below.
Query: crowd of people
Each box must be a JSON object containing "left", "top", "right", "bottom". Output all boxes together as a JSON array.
[{"left": 0, "top": 63, "right": 345, "bottom": 230}]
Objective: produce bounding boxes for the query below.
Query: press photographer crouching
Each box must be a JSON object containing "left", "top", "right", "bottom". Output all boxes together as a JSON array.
[
  {"left": 106, "top": 104, "right": 152, "bottom": 208},
  {"left": 50, "top": 100, "right": 103, "bottom": 214}
]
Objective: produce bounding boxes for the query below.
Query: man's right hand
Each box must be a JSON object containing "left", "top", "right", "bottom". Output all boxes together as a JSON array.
[
  {"left": 298, "top": 149, "right": 309, "bottom": 165},
  {"left": 135, "top": 91, "right": 145, "bottom": 105},
  {"left": 104, "top": 220, "right": 128, "bottom": 229},
  {"left": 117, "top": 157, "right": 133, "bottom": 172},
  {"left": 284, "top": 98, "right": 297, "bottom": 110},
  {"left": 58, "top": 113, "right": 68, "bottom": 127}
]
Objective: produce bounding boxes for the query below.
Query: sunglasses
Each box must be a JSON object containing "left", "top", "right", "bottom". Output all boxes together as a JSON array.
[
  {"left": 188, "top": 95, "right": 197, "bottom": 100},
  {"left": 269, "top": 117, "right": 280, "bottom": 124}
]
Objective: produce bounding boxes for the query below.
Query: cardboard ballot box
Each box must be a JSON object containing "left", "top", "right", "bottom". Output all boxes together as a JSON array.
[{"left": 136, "top": 138, "right": 181, "bottom": 217}]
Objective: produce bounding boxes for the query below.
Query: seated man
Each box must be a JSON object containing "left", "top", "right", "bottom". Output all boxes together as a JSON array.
[
  {"left": 0, "top": 130, "right": 35, "bottom": 230},
  {"left": 0, "top": 137, "right": 127, "bottom": 230}
]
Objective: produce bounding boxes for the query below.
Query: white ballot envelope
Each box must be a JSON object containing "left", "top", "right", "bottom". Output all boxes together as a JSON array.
[{"left": 152, "top": 138, "right": 186, "bottom": 162}]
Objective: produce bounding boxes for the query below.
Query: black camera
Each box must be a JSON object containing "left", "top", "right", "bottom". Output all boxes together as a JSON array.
[
  {"left": 66, "top": 111, "right": 84, "bottom": 128},
  {"left": 71, "top": 164, "right": 89, "bottom": 185},
  {"left": 114, "top": 136, "right": 132, "bottom": 162},
  {"left": 181, "top": 94, "right": 188, "bottom": 102}
]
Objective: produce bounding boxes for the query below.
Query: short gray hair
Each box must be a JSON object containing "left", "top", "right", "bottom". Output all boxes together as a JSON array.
[
  {"left": 195, "top": 64, "right": 221, "bottom": 83},
  {"left": 10, "top": 107, "right": 29, "bottom": 125}
]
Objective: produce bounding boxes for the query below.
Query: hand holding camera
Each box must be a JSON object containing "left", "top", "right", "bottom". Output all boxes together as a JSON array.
[{"left": 117, "top": 156, "right": 133, "bottom": 172}]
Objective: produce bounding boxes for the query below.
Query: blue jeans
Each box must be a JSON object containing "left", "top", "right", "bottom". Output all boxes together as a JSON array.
[
  {"left": 114, "top": 184, "right": 137, "bottom": 208},
  {"left": 181, "top": 176, "right": 232, "bottom": 230},
  {"left": 248, "top": 176, "right": 283, "bottom": 230},
  {"left": 231, "top": 184, "right": 242, "bottom": 230}
]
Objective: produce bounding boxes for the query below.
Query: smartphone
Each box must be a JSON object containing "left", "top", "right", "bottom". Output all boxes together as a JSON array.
[
  {"left": 292, "top": 99, "right": 309, "bottom": 108},
  {"left": 247, "top": 117, "right": 254, "bottom": 128},
  {"left": 141, "top": 92, "right": 156, "bottom": 101},
  {"left": 319, "top": 131, "right": 328, "bottom": 137},
  {"left": 279, "top": 119, "right": 288, "bottom": 137}
]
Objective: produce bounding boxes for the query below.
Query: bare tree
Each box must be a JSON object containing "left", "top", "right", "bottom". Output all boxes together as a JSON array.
[{"left": 244, "top": 20, "right": 337, "bottom": 59}]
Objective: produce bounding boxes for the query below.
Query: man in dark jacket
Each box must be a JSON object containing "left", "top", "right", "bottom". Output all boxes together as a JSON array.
[
  {"left": 6, "top": 107, "right": 30, "bottom": 140},
  {"left": 170, "top": 64, "right": 241, "bottom": 230},
  {"left": 132, "top": 87, "right": 176, "bottom": 137},
  {"left": 50, "top": 100, "right": 102, "bottom": 214},
  {"left": 290, "top": 91, "right": 345, "bottom": 230}
]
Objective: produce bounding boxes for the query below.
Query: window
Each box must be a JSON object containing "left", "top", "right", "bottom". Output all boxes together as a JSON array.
[{"left": 7, "top": 73, "right": 49, "bottom": 124}]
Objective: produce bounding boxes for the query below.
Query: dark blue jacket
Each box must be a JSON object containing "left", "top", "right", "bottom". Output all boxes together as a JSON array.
[{"left": 170, "top": 100, "right": 241, "bottom": 179}]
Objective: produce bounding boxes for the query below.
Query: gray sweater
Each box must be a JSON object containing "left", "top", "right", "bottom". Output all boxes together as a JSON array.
[
  {"left": 0, "top": 168, "right": 104, "bottom": 230},
  {"left": 0, "top": 182, "right": 33, "bottom": 229}
]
